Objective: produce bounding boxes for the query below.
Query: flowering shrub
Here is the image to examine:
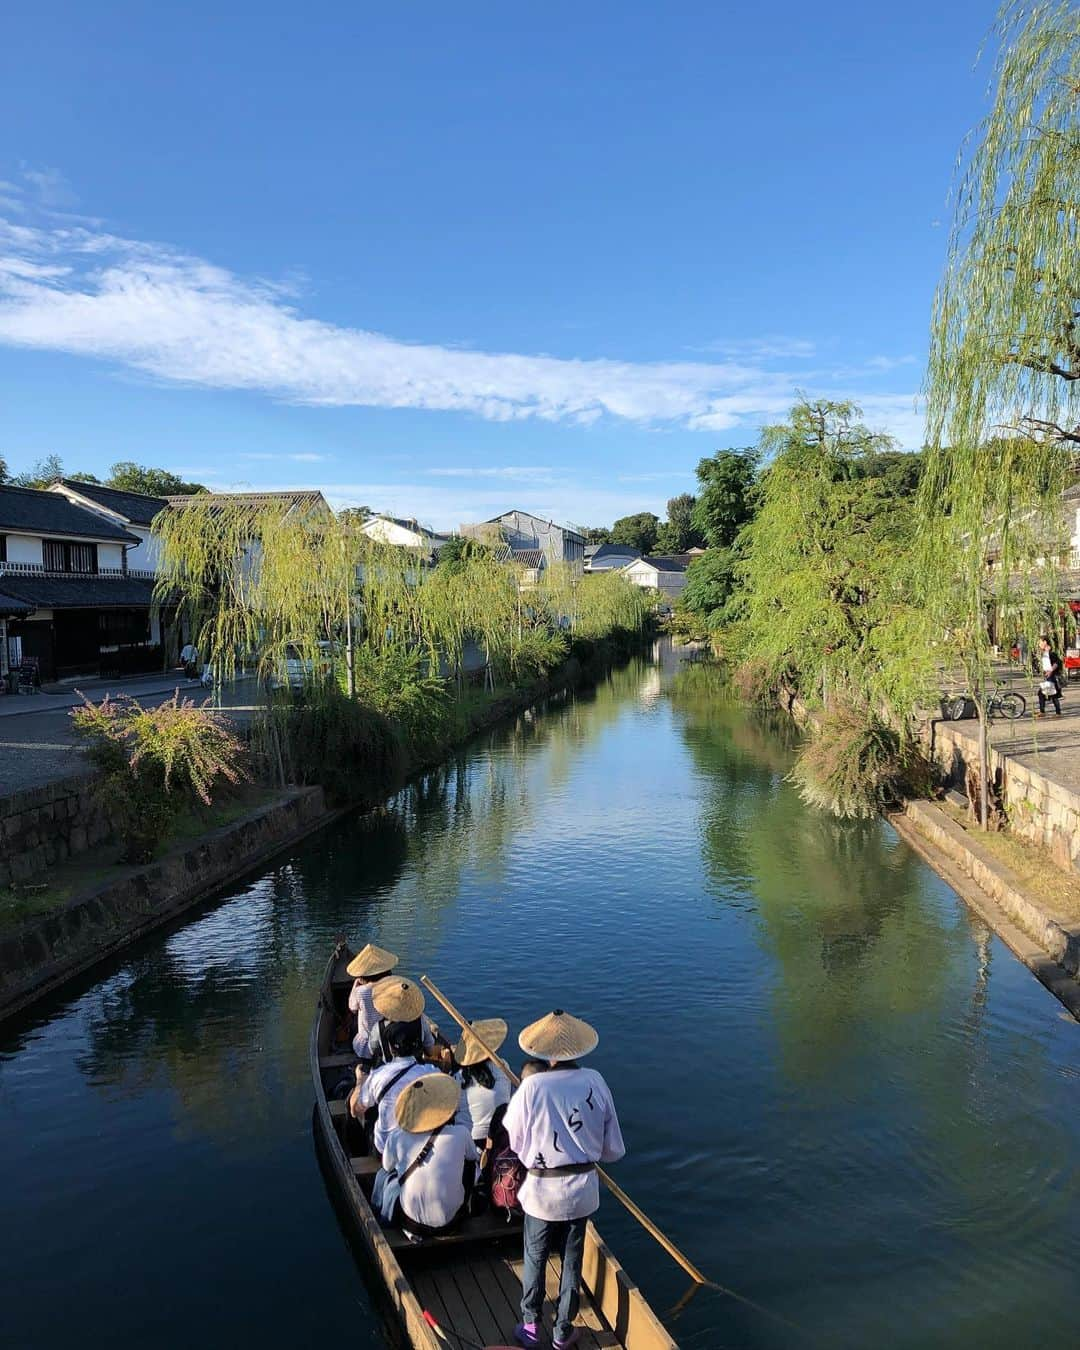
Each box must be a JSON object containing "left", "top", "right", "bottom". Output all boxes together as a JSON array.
[{"left": 71, "top": 693, "right": 247, "bottom": 862}]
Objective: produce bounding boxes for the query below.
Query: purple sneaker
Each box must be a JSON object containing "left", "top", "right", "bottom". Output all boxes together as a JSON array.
[
  {"left": 554, "top": 1331, "right": 581, "bottom": 1350},
  {"left": 514, "top": 1324, "right": 541, "bottom": 1349}
]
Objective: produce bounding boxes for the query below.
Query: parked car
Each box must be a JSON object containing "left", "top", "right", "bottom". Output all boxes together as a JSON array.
[{"left": 270, "top": 640, "right": 339, "bottom": 689}]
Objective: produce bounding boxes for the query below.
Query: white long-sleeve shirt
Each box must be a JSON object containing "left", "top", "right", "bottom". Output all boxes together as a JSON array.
[
  {"left": 360, "top": 1058, "right": 439, "bottom": 1154},
  {"left": 382, "top": 1124, "right": 478, "bottom": 1229},
  {"left": 454, "top": 1063, "right": 512, "bottom": 1142},
  {"left": 503, "top": 1066, "right": 625, "bottom": 1221}
]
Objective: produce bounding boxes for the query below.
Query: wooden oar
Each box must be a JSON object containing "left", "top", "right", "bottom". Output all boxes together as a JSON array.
[
  {"left": 420, "top": 975, "right": 824, "bottom": 1345},
  {"left": 419, "top": 974, "right": 709, "bottom": 1286}
]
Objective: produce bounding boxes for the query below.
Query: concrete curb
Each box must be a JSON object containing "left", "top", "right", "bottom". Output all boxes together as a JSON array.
[{"left": 893, "top": 799, "right": 1080, "bottom": 1019}]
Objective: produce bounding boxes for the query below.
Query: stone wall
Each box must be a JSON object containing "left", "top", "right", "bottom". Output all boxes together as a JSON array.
[
  {"left": 930, "top": 719, "right": 1080, "bottom": 875},
  {"left": 0, "top": 786, "right": 332, "bottom": 1020},
  {"left": 0, "top": 773, "right": 117, "bottom": 889}
]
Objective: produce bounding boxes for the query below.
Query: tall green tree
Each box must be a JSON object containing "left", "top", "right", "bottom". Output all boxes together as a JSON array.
[
  {"left": 921, "top": 0, "right": 1080, "bottom": 824},
  {"left": 108, "top": 461, "right": 207, "bottom": 496},
  {"left": 736, "top": 399, "right": 929, "bottom": 722},
  {"left": 0, "top": 454, "right": 8, "bottom": 483},
  {"left": 11, "top": 453, "right": 65, "bottom": 488},
  {"left": 691, "top": 448, "right": 758, "bottom": 549},
  {"left": 610, "top": 511, "right": 660, "bottom": 554},
  {"left": 655, "top": 492, "right": 702, "bottom": 553}
]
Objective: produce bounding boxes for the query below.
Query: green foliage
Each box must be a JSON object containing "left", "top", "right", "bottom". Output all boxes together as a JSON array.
[
  {"left": 581, "top": 525, "right": 613, "bottom": 545},
  {"left": 11, "top": 453, "right": 65, "bottom": 488},
  {"left": 655, "top": 493, "right": 702, "bottom": 553},
  {"left": 610, "top": 511, "right": 660, "bottom": 554},
  {"left": 0, "top": 454, "right": 7, "bottom": 483},
  {"left": 254, "top": 687, "right": 405, "bottom": 807},
  {"left": 734, "top": 399, "right": 931, "bottom": 723},
  {"left": 433, "top": 534, "right": 492, "bottom": 572},
  {"left": 854, "top": 450, "right": 923, "bottom": 498},
  {"left": 71, "top": 693, "right": 247, "bottom": 862},
  {"left": 337, "top": 506, "right": 371, "bottom": 526},
  {"left": 510, "top": 628, "right": 569, "bottom": 681},
  {"left": 351, "top": 646, "right": 453, "bottom": 751},
  {"left": 789, "top": 707, "right": 933, "bottom": 820},
  {"left": 691, "top": 448, "right": 758, "bottom": 549},
  {"left": 107, "top": 461, "right": 206, "bottom": 496},
  {"left": 680, "top": 547, "right": 739, "bottom": 622}
]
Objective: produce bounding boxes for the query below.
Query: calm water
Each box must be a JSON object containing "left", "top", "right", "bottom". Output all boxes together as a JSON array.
[{"left": 3, "top": 646, "right": 1079, "bottom": 1350}]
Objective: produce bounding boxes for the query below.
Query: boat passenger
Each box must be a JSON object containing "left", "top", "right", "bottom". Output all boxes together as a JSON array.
[
  {"left": 504, "top": 1010, "right": 626, "bottom": 1350},
  {"left": 369, "top": 974, "right": 441, "bottom": 1065},
  {"left": 452, "top": 1017, "right": 513, "bottom": 1145},
  {"left": 359, "top": 979, "right": 442, "bottom": 1152},
  {"left": 375, "top": 1074, "right": 478, "bottom": 1238},
  {"left": 345, "top": 943, "right": 399, "bottom": 1061}
]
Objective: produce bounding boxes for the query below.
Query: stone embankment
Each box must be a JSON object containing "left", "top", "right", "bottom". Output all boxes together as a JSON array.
[
  {"left": 0, "top": 786, "right": 332, "bottom": 1020},
  {"left": 1, "top": 774, "right": 118, "bottom": 890}
]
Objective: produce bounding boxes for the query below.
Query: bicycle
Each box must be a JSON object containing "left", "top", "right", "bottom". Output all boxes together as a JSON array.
[{"left": 947, "top": 680, "right": 1026, "bottom": 722}]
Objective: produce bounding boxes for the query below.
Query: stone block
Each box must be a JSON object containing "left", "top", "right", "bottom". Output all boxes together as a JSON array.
[{"left": 68, "top": 825, "right": 88, "bottom": 854}]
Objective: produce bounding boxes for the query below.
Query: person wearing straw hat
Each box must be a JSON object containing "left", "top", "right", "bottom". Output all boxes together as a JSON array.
[
  {"left": 345, "top": 943, "right": 400, "bottom": 1062},
  {"left": 358, "top": 976, "right": 442, "bottom": 1152},
  {"left": 504, "top": 1010, "right": 625, "bottom": 1350},
  {"left": 452, "top": 1017, "right": 513, "bottom": 1146},
  {"left": 374, "top": 1074, "right": 478, "bottom": 1238}
]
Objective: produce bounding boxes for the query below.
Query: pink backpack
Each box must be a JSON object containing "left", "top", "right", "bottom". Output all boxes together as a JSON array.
[{"left": 490, "top": 1143, "right": 526, "bottom": 1215}]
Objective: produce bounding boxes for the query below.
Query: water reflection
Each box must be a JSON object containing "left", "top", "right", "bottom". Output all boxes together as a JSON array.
[{"left": 2, "top": 647, "right": 1079, "bottom": 1350}]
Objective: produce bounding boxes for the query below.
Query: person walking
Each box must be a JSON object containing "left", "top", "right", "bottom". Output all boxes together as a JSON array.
[
  {"left": 504, "top": 1010, "right": 625, "bottom": 1350},
  {"left": 1036, "top": 636, "right": 1063, "bottom": 717}
]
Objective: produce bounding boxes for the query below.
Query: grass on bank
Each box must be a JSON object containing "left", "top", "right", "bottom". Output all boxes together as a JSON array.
[
  {"left": 940, "top": 798, "right": 1080, "bottom": 924},
  {"left": 0, "top": 784, "right": 279, "bottom": 933}
]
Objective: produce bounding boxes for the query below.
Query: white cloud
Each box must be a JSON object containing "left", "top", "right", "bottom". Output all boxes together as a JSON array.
[
  {"left": 0, "top": 214, "right": 924, "bottom": 444},
  {"left": 425, "top": 465, "right": 558, "bottom": 480},
  {"left": 238, "top": 451, "right": 330, "bottom": 462}
]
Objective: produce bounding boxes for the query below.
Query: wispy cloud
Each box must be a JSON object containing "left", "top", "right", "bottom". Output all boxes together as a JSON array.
[
  {"left": 0, "top": 212, "right": 924, "bottom": 444},
  {"left": 425, "top": 465, "right": 558, "bottom": 480},
  {"left": 238, "top": 451, "right": 330, "bottom": 462},
  {"left": 691, "top": 336, "right": 818, "bottom": 360}
]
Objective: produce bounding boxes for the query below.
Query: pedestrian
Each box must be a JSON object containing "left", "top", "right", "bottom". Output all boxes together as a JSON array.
[
  {"left": 504, "top": 1010, "right": 625, "bottom": 1350},
  {"left": 179, "top": 640, "right": 199, "bottom": 679},
  {"left": 1036, "top": 635, "right": 1063, "bottom": 717}
]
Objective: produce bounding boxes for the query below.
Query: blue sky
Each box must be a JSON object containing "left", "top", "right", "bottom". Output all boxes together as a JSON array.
[{"left": 0, "top": 1, "right": 998, "bottom": 530}]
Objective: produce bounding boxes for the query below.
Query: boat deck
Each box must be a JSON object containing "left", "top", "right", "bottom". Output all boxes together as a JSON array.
[{"left": 413, "top": 1250, "right": 619, "bottom": 1348}]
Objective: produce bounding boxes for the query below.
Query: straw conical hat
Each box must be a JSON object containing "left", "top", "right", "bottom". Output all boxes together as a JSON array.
[
  {"left": 453, "top": 1018, "right": 509, "bottom": 1067},
  {"left": 395, "top": 1073, "right": 461, "bottom": 1133},
  {"left": 518, "top": 1009, "right": 598, "bottom": 1062},
  {"left": 346, "top": 944, "right": 399, "bottom": 979},
  {"left": 372, "top": 975, "right": 425, "bottom": 1023}
]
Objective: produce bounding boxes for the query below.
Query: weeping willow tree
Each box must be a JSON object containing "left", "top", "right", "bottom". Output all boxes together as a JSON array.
[{"left": 921, "top": 0, "right": 1080, "bottom": 826}]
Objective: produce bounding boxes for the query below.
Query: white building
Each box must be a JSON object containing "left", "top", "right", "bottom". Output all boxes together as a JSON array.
[
  {"left": 460, "top": 508, "right": 585, "bottom": 574},
  {"left": 361, "top": 514, "right": 449, "bottom": 555},
  {"left": 620, "top": 555, "right": 689, "bottom": 600}
]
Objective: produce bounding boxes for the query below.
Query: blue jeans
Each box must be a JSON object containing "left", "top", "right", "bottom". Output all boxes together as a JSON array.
[{"left": 521, "top": 1213, "right": 587, "bottom": 1343}]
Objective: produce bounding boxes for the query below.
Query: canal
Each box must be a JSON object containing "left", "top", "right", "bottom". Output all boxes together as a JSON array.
[{"left": 3, "top": 647, "right": 1079, "bottom": 1349}]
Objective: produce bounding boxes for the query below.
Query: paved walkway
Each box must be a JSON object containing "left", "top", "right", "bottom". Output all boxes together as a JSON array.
[
  {"left": 937, "top": 661, "right": 1080, "bottom": 802},
  {"left": 0, "top": 675, "right": 259, "bottom": 796}
]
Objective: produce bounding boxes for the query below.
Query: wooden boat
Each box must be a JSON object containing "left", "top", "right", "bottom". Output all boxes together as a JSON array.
[{"left": 312, "top": 940, "right": 678, "bottom": 1350}]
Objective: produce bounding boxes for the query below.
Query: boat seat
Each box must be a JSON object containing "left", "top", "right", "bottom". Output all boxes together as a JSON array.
[
  {"left": 384, "top": 1208, "right": 524, "bottom": 1252},
  {"left": 329, "top": 1099, "right": 349, "bottom": 1119},
  {"left": 351, "top": 1156, "right": 380, "bottom": 1177},
  {"left": 320, "top": 1051, "right": 359, "bottom": 1069}
]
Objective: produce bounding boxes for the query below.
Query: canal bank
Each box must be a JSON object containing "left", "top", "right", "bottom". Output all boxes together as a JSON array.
[
  {"left": 0, "top": 638, "right": 646, "bottom": 1019},
  {"left": 3, "top": 651, "right": 1079, "bottom": 1350}
]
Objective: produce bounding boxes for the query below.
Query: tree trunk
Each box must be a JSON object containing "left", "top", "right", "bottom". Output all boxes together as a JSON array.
[
  {"left": 977, "top": 688, "right": 989, "bottom": 832},
  {"left": 345, "top": 603, "right": 355, "bottom": 699}
]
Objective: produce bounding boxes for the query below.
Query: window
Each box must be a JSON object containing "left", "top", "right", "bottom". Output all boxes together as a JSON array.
[
  {"left": 42, "top": 540, "right": 97, "bottom": 573},
  {"left": 0, "top": 535, "right": 5, "bottom": 563},
  {"left": 98, "top": 609, "right": 150, "bottom": 645}
]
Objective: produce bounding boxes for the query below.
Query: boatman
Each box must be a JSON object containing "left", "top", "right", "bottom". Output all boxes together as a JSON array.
[
  {"left": 503, "top": 1010, "right": 625, "bottom": 1350},
  {"left": 345, "top": 943, "right": 400, "bottom": 1061}
]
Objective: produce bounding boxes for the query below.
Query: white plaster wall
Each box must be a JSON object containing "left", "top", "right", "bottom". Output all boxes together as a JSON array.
[
  {"left": 98, "top": 542, "right": 124, "bottom": 569},
  {"left": 5, "top": 534, "right": 43, "bottom": 564}
]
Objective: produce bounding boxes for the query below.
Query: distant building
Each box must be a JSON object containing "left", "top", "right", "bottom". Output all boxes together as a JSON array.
[
  {"left": 620, "top": 555, "right": 689, "bottom": 600},
  {"left": 585, "top": 542, "right": 642, "bottom": 573},
  {"left": 460, "top": 508, "right": 585, "bottom": 573},
  {"left": 0, "top": 484, "right": 162, "bottom": 683},
  {"left": 361, "top": 514, "right": 449, "bottom": 556},
  {"left": 49, "top": 477, "right": 168, "bottom": 575}
]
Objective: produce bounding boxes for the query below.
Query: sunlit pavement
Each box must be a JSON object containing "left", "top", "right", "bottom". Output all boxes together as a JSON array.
[
  {"left": 0, "top": 676, "right": 258, "bottom": 796},
  {"left": 935, "top": 660, "right": 1080, "bottom": 801}
]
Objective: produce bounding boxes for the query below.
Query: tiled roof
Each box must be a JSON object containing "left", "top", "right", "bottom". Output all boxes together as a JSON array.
[
  {"left": 165, "top": 490, "right": 328, "bottom": 511},
  {"left": 509, "top": 548, "right": 545, "bottom": 568},
  {"left": 591, "top": 543, "right": 642, "bottom": 563},
  {"left": 632, "top": 555, "right": 687, "bottom": 574},
  {"left": 0, "top": 485, "right": 140, "bottom": 544},
  {"left": 0, "top": 590, "right": 34, "bottom": 616},
  {"left": 56, "top": 478, "right": 167, "bottom": 526},
  {"left": 0, "top": 573, "right": 158, "bottom": 609}
]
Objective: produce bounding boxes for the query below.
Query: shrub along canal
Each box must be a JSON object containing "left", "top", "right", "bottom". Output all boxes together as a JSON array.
[{"left": 3, "top": 644, "right": 1079, "bottom": 1349}]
